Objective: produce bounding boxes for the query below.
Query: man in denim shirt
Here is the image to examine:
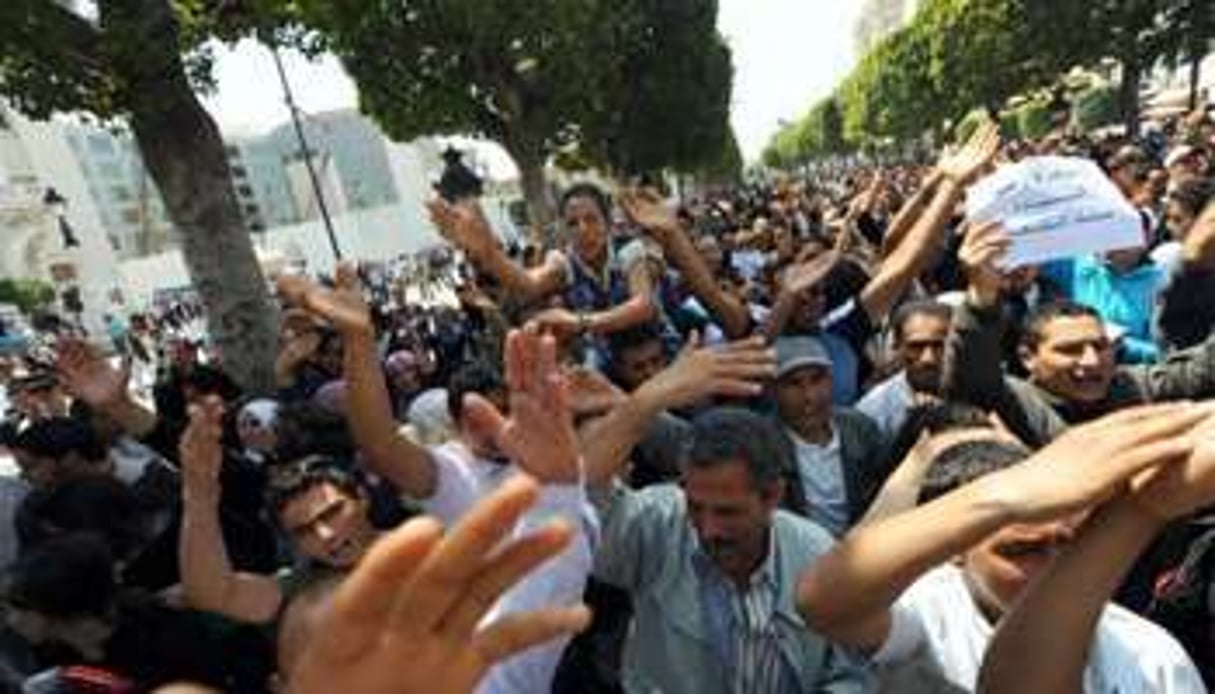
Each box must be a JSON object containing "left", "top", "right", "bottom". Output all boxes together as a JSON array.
[{"left": 592, "top": 407, "right": 869, "bottom": 693}]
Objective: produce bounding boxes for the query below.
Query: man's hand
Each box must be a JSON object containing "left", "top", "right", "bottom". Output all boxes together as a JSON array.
[
  {"left": 565, "top": 366, "right": 626, "bottom": 417},
  {"left": 991, "top": 402, "right": 1215, "bottom": 525},
  {"left": 530, "top": 307, "right": 585, "bottom": 342},
  {"left": 56, "top": 337, "right": 130, "bottom": 408},
  {"left": 635, "top": 334, "right": 776, "bottom": 411},
  {"left": 427, "top": 198, "right": 499, "bottom": 260},
  {"left": 180, "top": 396, "right": 225, "bottom": 500},
  {"left": 958, "top": 220, "right": 1010, "bottom": 308},
  {"left": 277, "top": 262, "right": 373, "bottom": 338},
  {"left": 1131, "top": 409, "right": 1215, "bottom": 523},
  {"left": 938, "top": 120, "right": 1001, "bottom": 186},
  {"left": 465, "top": 329, "right": 581, "bottom": 484},
  {"left": 781, "top": 250, "right": 840, "bottom": 297},
  {"left": 619, "top": 188, "right": 681, "bottom": 242},
  {"left": 289, "top": 475, "right": 592, "bottom": 694}
]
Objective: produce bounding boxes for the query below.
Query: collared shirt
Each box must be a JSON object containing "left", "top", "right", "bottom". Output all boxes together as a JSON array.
[
  {"left": 787, "top": 428, "right": 849, "bottom": 537},
  {"left": 691, "top": 531, "right": 799, "bottom": 694},
  {"left": 856, "top": 371, "right": 916, "bottom": 439}
]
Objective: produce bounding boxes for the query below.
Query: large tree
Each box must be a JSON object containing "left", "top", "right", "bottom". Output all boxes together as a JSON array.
[
  {"left": 295, "top": 0, "right": 734, "bottom": 228},
  {"left": 0, "top": 0, "right": 282, "bottom": 391}
]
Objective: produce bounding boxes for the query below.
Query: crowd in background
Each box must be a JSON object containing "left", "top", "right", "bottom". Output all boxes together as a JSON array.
[{"left": 0, "top": 106, "right": 1213, "bottom": 693}]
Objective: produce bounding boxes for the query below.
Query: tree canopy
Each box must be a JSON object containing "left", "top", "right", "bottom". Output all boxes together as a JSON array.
[{"left": 764, "top": 0, "right": 1215, "bottom": 166}]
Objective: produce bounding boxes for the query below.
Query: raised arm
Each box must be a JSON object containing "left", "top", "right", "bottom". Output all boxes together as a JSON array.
[
  {"left": 620, "top": 188, "right": 752, "bottom": 339},
  {"left": 879, "top": 170, "right": 944, "bottom": 258},
  {"left": 762, "top": 250, "right": 841, "bottom": 342},
  {"left": 56, "top": 338, "right": 157, "bottom": 438},
  {"left": 579, "top": 335, "right": 776, "bottom": 486},
  {"left": 796, "top": 403, "right": 1209, "bottom": 651},
  {"left": 277, "top": 264, "right": 438, "bottom": 498},
  {"left": 179, "top": 397, "right": 282, "bottom": 624},
  {"left": 978, "top": 411, "right": 1215, "bottom": 694},
  {"left": 428, "top": 198, "right": 565, "bottom": 303},
  {"left": 858, "top": 122, "right": 1000, "bottom": 322}
]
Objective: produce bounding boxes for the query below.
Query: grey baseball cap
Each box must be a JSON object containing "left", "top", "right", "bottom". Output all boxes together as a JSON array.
[{"left": 775, "top": 336, "right": 833, "bottom": 379}]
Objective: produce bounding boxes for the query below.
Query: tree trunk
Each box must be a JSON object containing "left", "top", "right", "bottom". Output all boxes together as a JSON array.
[
  {"left": 103, "top": 0, "right": 279, "bottom": 393},
  {"left": 500, "top": 134, "right": 554, "bottom": 244},
  {"left": 1120, "top": 57, "right": 1142, "bottom": 137}
]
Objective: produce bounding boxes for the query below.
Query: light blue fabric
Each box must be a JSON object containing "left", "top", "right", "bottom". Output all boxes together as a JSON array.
[
  {"left": 1041, "top": 256, "right": 1166, "bottom": 363},
  {"left": 592, "top": 483, "right": 871, "bottom": 694}
]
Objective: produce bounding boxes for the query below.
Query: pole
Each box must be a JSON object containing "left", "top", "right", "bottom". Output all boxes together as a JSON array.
[{"left": 269, "top": 44, "right": 342, "bottom": 262}]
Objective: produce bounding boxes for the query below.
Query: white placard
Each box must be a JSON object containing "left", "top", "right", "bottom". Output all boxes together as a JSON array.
[{"left": 965, "top": 156, "right": 1145, "bottom": 267}]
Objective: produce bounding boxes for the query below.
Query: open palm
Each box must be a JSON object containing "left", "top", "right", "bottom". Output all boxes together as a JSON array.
[
  {"left": 464, "top": 330, "right": 580, "bottom": 484},
  {"left": 277, "top": 262, "right": 372, "bottom": 336},
  {"left": 56, "top": 338, "right": 129, "bottom": 407}
]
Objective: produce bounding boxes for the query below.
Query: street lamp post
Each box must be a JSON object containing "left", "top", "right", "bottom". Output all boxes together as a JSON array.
[{"left": 268, "top": 44, "right": 342, "bottom": 263}]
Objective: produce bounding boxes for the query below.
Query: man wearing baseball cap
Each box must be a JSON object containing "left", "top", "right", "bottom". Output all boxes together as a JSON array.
[{"left": 770, "top": 336, "right": 888, "bottom": 537}]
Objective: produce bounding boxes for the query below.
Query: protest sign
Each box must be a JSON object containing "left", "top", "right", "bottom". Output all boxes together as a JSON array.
[{"left": 966, "top": 156, "right": 1145, "bottom": 267}]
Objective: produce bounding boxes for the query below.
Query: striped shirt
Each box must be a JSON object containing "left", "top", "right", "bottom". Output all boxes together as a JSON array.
[{"left": 693, "top": 531, "right": 798, "bottom": 693}]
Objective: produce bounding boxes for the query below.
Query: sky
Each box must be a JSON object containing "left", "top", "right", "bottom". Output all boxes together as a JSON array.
[{"left": 201, "top": 0, "right": 864, "bottom": 168}]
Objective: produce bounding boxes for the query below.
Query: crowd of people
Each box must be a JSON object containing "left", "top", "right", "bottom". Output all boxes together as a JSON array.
[{"left": 1, "top": 106, "right": 1215, "bottom": 693}]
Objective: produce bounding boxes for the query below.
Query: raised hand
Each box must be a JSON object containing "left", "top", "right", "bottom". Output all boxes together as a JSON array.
[
  {"left": 958, "top": 220, "right": 1011, "bottom": 307},
  {"left": 1130, "top": 408, "right": 1215, "bottom": 522},
  {"left": 636, "top": 334, "right": 776, "bottom": 410},
  {"left": 277, "top": 262, "right": 373, "bottom": 337},
  {"left": 782, "top": 249, "right": 840, "bottom": 297},
  {"left": 619, "top": 188, "right": 681, "bottom": 240},
  {"left": 56, "top": 337, "right": 130, "bottom": 408},
  {"left": 530, "top": 307, "right": 585, "bottom": 342},
  {"left": 938, "top": 120, "right": 1001, "bottom": 186},
  {"left": 427, "top": 198, "right": 499, "bottom": 260},
  {"left": 994, "top": 402, "right": 1215, "bottom": 525},
  {"left": 565, "top": 366, "right": 627, "bottom": 417},
  {"left": 464, "top": 329, "right": 581, "bottom": 484},
  {"left": 180, "top": 396, "right": 226, "bottom": 498},
  {"left": 289, "top": 475, "right": 591, "bottom": 694}
]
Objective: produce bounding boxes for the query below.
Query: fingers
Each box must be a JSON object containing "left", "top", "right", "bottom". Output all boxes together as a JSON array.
[
  {"left": 505, "top": 329, "right": 527, "bottom": 395},
  {"left": 322, "top": 517, "right": 444, "bottom": 660},
  {"left": 439, "top": 519, "right": 575, "bottom": 637},
  {"left": 391, "top": 475, "right": 541, "bottom": 633},
  {"left": 472, "top": 605, "right": 592, "bottom": 665},
  {"left": 1087, "top": 400, "right": 1211, "bottom": 433},
  {"left": 334, "top": 261, "right": 362, "bottom": 293},
  {"left": 462, "top": 393, "right": 509, "bottom": 449}
]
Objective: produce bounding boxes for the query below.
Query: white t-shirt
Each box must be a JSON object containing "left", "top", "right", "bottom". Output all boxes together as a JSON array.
[
  {"left": 787, "top": 429, "right": 849, "bottom": 537},
  {"left": 422, "top": 441, "right": 516, "bottom": 526},
  {"left": 873, "top": 564, "right": 1204, "bottom": 693}
]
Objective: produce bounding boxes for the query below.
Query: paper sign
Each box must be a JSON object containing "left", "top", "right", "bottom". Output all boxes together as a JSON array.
[{"left": 966, "top": 156, "right": 1145, "bottom": 268}]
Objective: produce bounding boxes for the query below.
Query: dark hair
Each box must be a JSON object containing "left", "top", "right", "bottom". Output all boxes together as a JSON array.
[
  {"left": 1167, "top": 177, "right": 1215, "bottom": 219},
  {"left": 559, "top": 183, "right": 611, "bottom": 222},
  {"left": 265, "top": 455, "right": 364, "bottom": 521},
  {"left": 274, "top": 401, "right": 356, "bottom": 463},
  {"left": 16, "top": 476, "right": 148, "bottom": 561},
  {"left": 891, "top": 301, "right": 953, "bottom": 345},
  {"left": 12, "top": 417, "right": 107, "bottom": 463},
  {"left": 918, "top": 438, "right": 1030, "bottom": 504},
  {"left": 608, "top": 322, "right": 665, "bottom": 360},
  {"left": 446, "top": 361, "right": 504, "bottom": 422},
  {"left": 7, "top": 532, "right": 117, "bottom": 619},
  {"left": 886, "top": 401, "right": 995, "bottom": 469},
  {"left": 684, "top": 408, "right": 788, "bottom": 489},
  {"left": 183, "top": 364, "right": 243, "bottom": 403},
  {"left": 1020, "top": 300, "right": 1103, "bottom": 351}
]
